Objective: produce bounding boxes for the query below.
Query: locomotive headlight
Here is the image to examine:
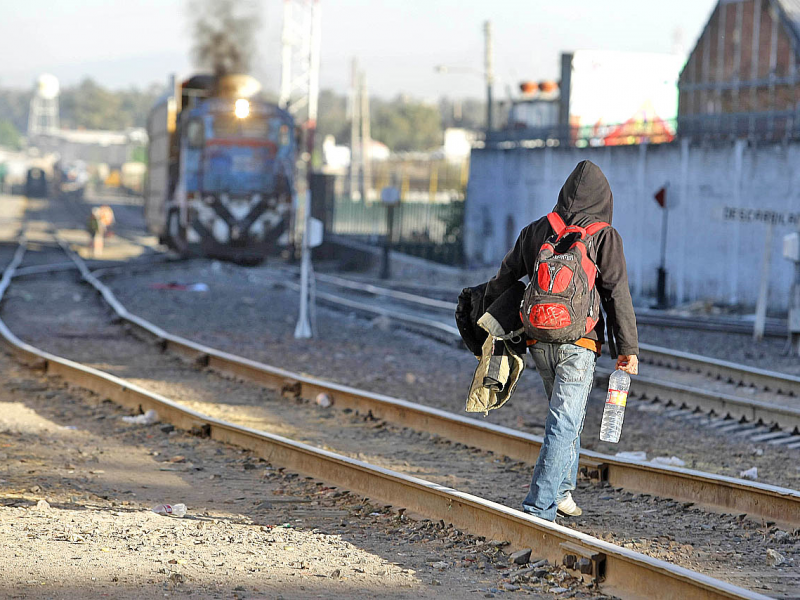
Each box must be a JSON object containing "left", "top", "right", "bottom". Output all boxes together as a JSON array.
[{"left": 234, "top": 98, "right": 250, "bottom": 119}]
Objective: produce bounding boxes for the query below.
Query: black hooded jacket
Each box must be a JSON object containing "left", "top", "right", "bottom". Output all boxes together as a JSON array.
[{"left": 483, "top": 160, "right": 639, "bottom": 357}]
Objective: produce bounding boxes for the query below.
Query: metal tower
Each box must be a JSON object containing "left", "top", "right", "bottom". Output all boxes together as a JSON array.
[
  {"left": 279, "top": 0, "right": 321, "bottom": 142},
  {"left": 28, "top": 74, "right": 60, "bottom": 136},
  {"left": 281, "top": 0, "right": 322, "bottom": 340}
]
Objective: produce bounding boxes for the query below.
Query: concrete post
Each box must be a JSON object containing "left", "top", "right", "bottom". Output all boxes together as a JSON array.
[
  {"left": 730, "top": 139, "right": 746, "bottom": 305},
  {"left": 635, "top": 143, "right": 647, "bottom": 298},
  {"left": 677, "top": 138, "right": 689, "bottom": 303}
]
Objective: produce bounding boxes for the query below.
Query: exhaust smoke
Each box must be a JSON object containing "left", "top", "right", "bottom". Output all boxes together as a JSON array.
[{"left": 189, "top": 0, "right": 261, "bottom": 76}]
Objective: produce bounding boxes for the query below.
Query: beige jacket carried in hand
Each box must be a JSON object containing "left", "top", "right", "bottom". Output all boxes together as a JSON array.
[{"left": 465, "top": 312, "right": 525, "bottom": 415}]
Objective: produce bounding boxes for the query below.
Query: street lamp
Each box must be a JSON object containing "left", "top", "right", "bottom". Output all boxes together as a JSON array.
[{"left": 432, "top": 20, "right": 494, "bottom": 132}]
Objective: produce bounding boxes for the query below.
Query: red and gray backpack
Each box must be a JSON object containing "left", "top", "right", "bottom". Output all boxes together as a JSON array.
[{"left": 520, "top": 212, "right": 609, "bottom": 343}]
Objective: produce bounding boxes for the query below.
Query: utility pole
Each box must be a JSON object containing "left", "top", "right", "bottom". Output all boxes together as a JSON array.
[
  {"left": 483, "top": 20, "right": 494, "bottom": 132},
  {"left": 360, "top": 70, "right": 372, "bottom": 201},
  {"left": 349, "top": 58, "right": 361, "bottom": 200}
]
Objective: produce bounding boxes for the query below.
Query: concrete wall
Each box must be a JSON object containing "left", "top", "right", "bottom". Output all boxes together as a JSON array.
[{"left": 465, "top": 139, "right": 800, "bottom": 310}]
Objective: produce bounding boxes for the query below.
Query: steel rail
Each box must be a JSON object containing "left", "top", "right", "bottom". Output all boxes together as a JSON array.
[
  {"left": 309, "top": 271, "right": 455, "bottom": 310},
  {"left": 0, "top": 243, "right": 774, "bottom": 600},
  {"left": 594, "top": 368, "right": 800, "bottom": 431},
  {"left": 637, "top": 343, "right": 800, "bottom": 397},
  {"left": 295, "top": 273, "right": 800, "bottom": 419},
  {"left": 315, "top": 272, "right": 786, "bottom": 337},
  {"left": 635, "top": 314, "right": 784, "bottom": 338},
  {"left": 53, "top": 243, "right": 800, "bottom": 529}
]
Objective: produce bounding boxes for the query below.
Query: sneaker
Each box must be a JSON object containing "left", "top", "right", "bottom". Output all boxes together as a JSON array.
[{"left": 556, "top": 492, "right": 582, "bottom": 517}]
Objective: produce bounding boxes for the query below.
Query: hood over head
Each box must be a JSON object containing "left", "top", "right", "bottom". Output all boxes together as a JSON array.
[{"left": 553, "top": 160, "right": 613, "bottom": 224}]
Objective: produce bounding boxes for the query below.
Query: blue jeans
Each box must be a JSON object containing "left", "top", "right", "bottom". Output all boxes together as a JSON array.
[{"left": 522, "top": 342, "right": 596, "bottom": 521}]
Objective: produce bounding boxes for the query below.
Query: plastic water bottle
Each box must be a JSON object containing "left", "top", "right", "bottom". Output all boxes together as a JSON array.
[
  {"left": 600, "top": 369, "right": 631, "bottom": 443},
  {"left": 152, "top": 503, "right": 187, "bottom": 517}
]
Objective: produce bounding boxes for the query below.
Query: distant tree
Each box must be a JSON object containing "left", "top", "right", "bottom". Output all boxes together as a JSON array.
[
  {"left": 0, "top": 88, "right": 31, "bottom": 133},
  {"left": 60, "top": 79, "right": 124, "bottom": 130},
  {"left": 0, "top": 79, "right": 481, "bottom": 151},
  {"left": 118, "top": 82, "right": 165, "bottom": 128},
  {"left": 316, "top": 89, "right": 349, "bottom": 145},
  {"left": 438, "top": 96, "right": 487, "bottom": 130},
  {"left": 0, "top": 120, "right": 22, "bottom": 150},
  {"left": 54, "top": 79, "right": 161, "bottom": 131},
  {"left": 371, "top": 95, "right": 442, "bottom": 152},
  {"left": 315, "top": 90, "right": 444, "bottom": 153}
]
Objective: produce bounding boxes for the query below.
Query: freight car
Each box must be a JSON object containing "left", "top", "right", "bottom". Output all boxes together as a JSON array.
[{"left": 144, "top": 74, "right": 296, "bottom": 261}]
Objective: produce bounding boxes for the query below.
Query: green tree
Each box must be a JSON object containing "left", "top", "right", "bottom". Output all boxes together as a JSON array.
[
  {"left": 60, "top": 78, "right": 123, "bottom": 130},
  {"left": 0, "top": 87, "right": 30, "bottom": 132},
  {"left": 0, "top": 119, "right": 21, "bottom": 149},
  {"left": 316, "top": 89, "right": 349, "bottom": 145},
  {"left": 371, "top": 95, "right": 442, "bottom": 152}
]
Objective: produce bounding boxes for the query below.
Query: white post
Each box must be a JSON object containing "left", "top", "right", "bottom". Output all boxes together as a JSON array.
[
  {"left": 634, "top": 142, "right": 647, "bottom": 298},
  {"left": 753, "top": 221, "right": 774, "bottom": 341},
  {"left": 677, "top": 137, "right": 689, "bottom": 303},
  {"left": 294, "top": 190, "right": 313, "bottom": 339},
  {"left": 730, "top": 139, "right": 746, "bottom": 305},
  {"left": 279, "top": 0, "right": 293, "bottom": 110}
]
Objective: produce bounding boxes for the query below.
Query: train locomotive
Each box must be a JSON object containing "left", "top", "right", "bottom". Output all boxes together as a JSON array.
[{"left": 144, "top": 74, "right": 296, "bottom": 262}]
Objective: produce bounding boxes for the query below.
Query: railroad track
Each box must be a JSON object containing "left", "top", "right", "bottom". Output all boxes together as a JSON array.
[
  {"left": 0, "top": 240, "right": 781, "bottom": 599},
  {"left": 332, "top": 274, "right": 788, "bottom": 338},
  {"left": 35, "top": 239, "right": 795, "bottom": 532},
  {"left": 286, "top": 271, "right": 800, "bottom": 440}
]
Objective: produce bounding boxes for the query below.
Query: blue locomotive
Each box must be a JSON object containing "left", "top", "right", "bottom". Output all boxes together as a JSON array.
[{"left": 144, "top": 74, "right": 296, "bottom": 261}]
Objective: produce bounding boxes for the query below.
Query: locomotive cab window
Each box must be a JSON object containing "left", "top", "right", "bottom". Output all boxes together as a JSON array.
[
  {"left": 214, "top": 114, "right": 269, "bottom": 138},
  {"left": 187, "top": 119, "right": 204, "bottom": 148}
]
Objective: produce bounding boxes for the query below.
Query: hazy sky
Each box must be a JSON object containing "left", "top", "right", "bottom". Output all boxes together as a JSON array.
[{"left": 1, "top": 0, "right": 718, "bottom": 99}]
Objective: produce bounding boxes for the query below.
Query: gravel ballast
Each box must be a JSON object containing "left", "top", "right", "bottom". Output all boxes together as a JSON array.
[{"left": 1, "top": 253, "right": 796, "bottom": 596}]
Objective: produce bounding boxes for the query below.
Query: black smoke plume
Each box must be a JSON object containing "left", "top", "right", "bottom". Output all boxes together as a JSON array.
[{"left": 190, "top": 0, "right": 261, "bottom": 76}]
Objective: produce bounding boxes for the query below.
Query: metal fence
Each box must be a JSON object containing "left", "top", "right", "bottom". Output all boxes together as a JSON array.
[
  {"left": 324, "top": 158, "right": 467, "bottom": 265},
  {"left": 677, "top": 110, "right": 800, "bottom": 143},
  {"left": 331, "top": 196, "right": 465, "bottom": 265}
]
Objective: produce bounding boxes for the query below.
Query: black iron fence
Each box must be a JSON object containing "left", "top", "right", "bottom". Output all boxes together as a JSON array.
[
  {"left": 331, "top": 196, "right": 465, "bottom": 265},
  {"left": 312, "top": 159, "right": 467, "bottom": 266}
]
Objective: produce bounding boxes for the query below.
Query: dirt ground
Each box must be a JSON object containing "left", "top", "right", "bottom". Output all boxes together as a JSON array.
[
  {"left": 1, "top": 194, "right": 798, "bottom": 598},
  {"left": 99, "top": 259, "right": 800, "bottom": 492},
  {"left": 0, "top": 350, "right": 606, "bottom": 600},
  {"left": 0, "top": 252, "right": 795, "bottom": 597}
]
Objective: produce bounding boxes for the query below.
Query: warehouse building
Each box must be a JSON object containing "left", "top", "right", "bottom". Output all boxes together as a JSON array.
[{"left": 679, "top": 0, "right": 800, "bottom": 139}]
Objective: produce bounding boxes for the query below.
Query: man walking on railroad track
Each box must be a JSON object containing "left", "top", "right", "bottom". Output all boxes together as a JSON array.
[{"left": 484, "top": 159, "right": 639, "bottom": 521}]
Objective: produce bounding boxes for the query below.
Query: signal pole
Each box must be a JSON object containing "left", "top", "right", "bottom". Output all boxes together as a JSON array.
[{"left": 484, "top": 20, "right": 494, "bottom": 132}]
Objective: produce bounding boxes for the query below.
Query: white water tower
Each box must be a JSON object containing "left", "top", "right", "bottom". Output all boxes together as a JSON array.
[{"left": 28, "top": 74, "right": 60, "bottom": 136}]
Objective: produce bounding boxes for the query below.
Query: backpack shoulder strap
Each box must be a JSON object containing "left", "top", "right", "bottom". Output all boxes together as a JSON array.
[
  {"left": 584, "top": 221, "right": 610, "bottom": 237},
  {"left": 546, "top": 212, "right": 566, "bottom": 236}
]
